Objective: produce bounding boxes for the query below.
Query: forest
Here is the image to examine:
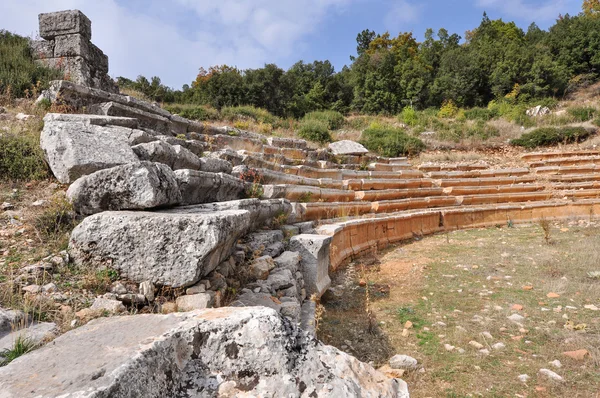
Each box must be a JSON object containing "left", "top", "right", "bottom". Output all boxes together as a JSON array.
[{"left": 117, "top": 2, "right": 600, "bottom": 118}]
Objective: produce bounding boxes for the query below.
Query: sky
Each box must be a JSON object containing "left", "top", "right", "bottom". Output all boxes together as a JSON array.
[{"left": 0, "top": 0, "right": 583, "bottom": 89}]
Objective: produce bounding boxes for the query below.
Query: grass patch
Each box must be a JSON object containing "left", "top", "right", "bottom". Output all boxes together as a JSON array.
[
  {"left": 303, "top": 110, "right": 345, "bottom": 130},
  {"left": 464, "top": 107, "right": 498, "bottom": 121},
  {"left": 0, "top": 30, "right": 62, "bottom": 101},
  {"left": 510, "top": 126, "right": 593, "bottom": 148},
  {"left": 360, "top": 126, "right": 425, "bottom": 157},
  {"left": 0, "top": 335, "right": 36, "bottom": 366},
  {"left": 297, "top": 118, "right": 332, "bottom": 143},
  {"left": 221, "top": 105, "right": 277, "bottom": 124},
  {"left": 567, "top": 106, "right": 596, "bottom": 122},
  {"left": 33, "top": 195, "right": 76, "bottom": 242},
  {"left": 163, "top": 103, "right": 220, "bottom": 121},
  {"left": 0, "top": 125, "right": 49, "bottom": 181}
]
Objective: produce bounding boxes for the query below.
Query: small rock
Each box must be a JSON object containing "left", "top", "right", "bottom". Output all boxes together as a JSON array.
[
  {"left": 549, "top": 360, "right": 562, "bottom": 368},
  {"left": 389, "top": 354, "right": 418, "bottom": 370},
  {"left": 518, "top": 374, "right": 530, "bottom": 383},
  {"left": 538, "top": 368, "right": 564, "bottom": 382},
  {"left": 457, "top": 348, "right": 465, "bottom": 354},
  {"left": 401, "top": 329, "right": 410, "bottom": 337},
  {"left": 249, "top": 256, "right": 275, "bottom": 280},
  {"left": 139, "top": 281, "right": 155, "bottom": 302},
  {"left": 161, "top": 302, "right": 178, "bottom": 314},
  {"left": 15, "top": 113, "right": 32, "bottom": 121},
  {"left": 111, "top": 282, "right": 128, "bottom": 295},
  {"left": 444, "top": 344, "right": 455, "bottom": 352},
  {"left": 547, "top": 292, "right": 560, "bottom": 298},
  {"left": 377, "top": 365, "right": 406, "bottom": 379},
  {"left": 42, "top": 283, "right": 57, "bottom": 293},
  {"left": 469, "top": 341, "right": 484, "bottom": 349},
  {"left": 117, "top": 294, "right": 146, "bottom": 306},
  {"left": 511, "top": 304, "right": 524, "bottom": 311},
  {"left": 508, "top": 314, "right": 525, "bottom": 323},
  {"left": 176, "top": 293, "right": 212, "bottom": 311},
  {"left": 492, "top": 342, "right": 506, "bottom": 350},
  {"left": 22, "top": 284, "right": 41, "bottom": 294},
  {"left": 404, "top": 321, "right": 413, "bottom": 329},
  {"left": 479, "top": 349, "right": 490, "bottom": 356},
  {"left": 90, "top": 297, "right": 126, "bottom": 314},
  {"left": 31, "top": 200, "right": 48, "bottom": 207},
  {"left": 1, "top": 202, "right": 14, "bottom": 211},
  {"left": 186, "top": 283, "right": 206, "bottom": 295},
  {"left": 481, "top": 331, "right": 493, "bottom": 340},
  {"left": 584, "top": 304, "right": 599, "bottom": 311}
]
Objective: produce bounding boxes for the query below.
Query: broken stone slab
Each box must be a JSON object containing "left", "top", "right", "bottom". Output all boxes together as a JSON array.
[
  {"left": 89, "top": 102, "right": 171, "bottom": 134},
  {"left": 175, "top": 170, "right": 246, "bottom": 205},
  {"left": 89, "top": 297, "right": 126, "bottom": 314},
  {"left": 132, "top": 141, "right": 201, "bottom": 171},
  {"left": 200, "top": 157, "right": 233, "bottom": 174},
  {"left": 289, "top": 234, "right": 332, "bottom": 298},
  {"left": 69, "top": 209, "right": 253, "bottom": 288},
  {"left": 153, "top": 135, "right": 205, "bottom": 157},
  {"left": 40, "top": 120, "right": 139, "bottom": 183},
  {"left": 38, "top": 10, "right": 92, "bottom": 40},
  {"left": 43, "top": 112, "right": 138, "bottom": 129},
  {"left": 0, "top": 307, "right": 409, "bottom": 397},
  {"left": 67, "top": 162, "right": 182, "bottom": 215},
  {"left": 329, "top": 140, "right": 369, "bottom": 156}
]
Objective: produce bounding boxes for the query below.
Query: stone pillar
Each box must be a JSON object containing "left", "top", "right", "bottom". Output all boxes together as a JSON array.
[
  {"left": 289, "top": 234, "right": 332, "bottom": 298},
  {"left": 31, "top": 10, "right": 118, "bottom": 93}
]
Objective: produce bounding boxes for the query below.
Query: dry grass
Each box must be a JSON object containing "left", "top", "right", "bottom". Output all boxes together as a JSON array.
[{"left": 321, "top": 223, "right": 600, "bottom": 397}]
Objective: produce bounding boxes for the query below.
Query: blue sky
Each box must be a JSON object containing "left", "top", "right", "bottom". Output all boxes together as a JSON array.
[{"left": 0, "top": 0, "right": 582, "bottom": 89}]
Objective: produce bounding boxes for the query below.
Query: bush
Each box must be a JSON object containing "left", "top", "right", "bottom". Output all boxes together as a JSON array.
[
  {"left": 297, "top": 119, "right": 331, "bottom": 143},
  {"left": 0, "top": 130, "right": 49, "bottom": 181},
  {"left": 221, "top": 105, "right": 276, "bottom": 124},
  {"left": 164, "top": 104, "right": 220, "bottom": 121},
  {"left": 400, "top": 106, "right": 418, "bottom": 126},
  {"left": 464, "top": 107, "right": 498, "bottom": 121},
  {"left": 360, "top": 126, "right": 425, "bottom": 157},
  {"left": 438, "top": 100, "right": 459, "bottom": 118},
  {"left": 594, "top": 118, "right": 600, "bottom": 127},
  {"left": 567, "top": 106, "right": 596, "bottom": 122},
  {"left": 0, "top": 30, "right": 62, "bottom": 100},
  {"left": 510, "top": 127, "right": 593, "bottom": 148},
  {"left": 303, "top": 110, "right": 345, "bottom": 130}
]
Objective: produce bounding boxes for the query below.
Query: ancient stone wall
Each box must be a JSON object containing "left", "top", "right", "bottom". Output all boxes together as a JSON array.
[{"left": 31, "top": 10, "right": 117, "bottom": 93}]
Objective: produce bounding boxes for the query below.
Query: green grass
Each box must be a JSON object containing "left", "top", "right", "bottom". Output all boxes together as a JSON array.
[
  {"left": 0, "top": 126, "right": 49, "bottom": 181},
  {"left": 0, "top": 335, "right": 36, "bottom": 366},
  {"left": 221, "top": 105, "right": 277, "bottom": 124},
  {"left": 361, "top": 126, "right": 425, "bottom": 157},
  {"left": 297, "top": 118, "right": 332, "bottom": 143},
  {"left": 0, "top": 30, "right": 62, "bottom": 99},
  {"left": 163, "top": 104, "right": 220, "bottom": 121},
  {"left": 464, "top": 107, "right": 498, "bottom": 121},
  {"left": 303, "top": 110, "right": 345, "bottom": 130},
  {"left": 510, "top": 126, "right": 593, "bottom": 148},
  {"left": 567, "top": 106, "right": 596, "bottom": 122}
]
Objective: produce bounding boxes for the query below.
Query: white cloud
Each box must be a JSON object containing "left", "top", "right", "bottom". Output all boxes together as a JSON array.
[
  {"left": 384, "top": 0, "right": 422, "bottom": 32},
  {"left": 475, "top": 0, "right": 580, "bottom": 22},
  {"left": 0, "top": 0, "right": 355, "bottom": 88}
]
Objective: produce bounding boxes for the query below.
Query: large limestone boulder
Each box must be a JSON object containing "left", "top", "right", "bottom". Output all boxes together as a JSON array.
[
  {"left": 0, "top": 307, "right": 409, "bottom": 397},
  {"left": 40, "top": 118, "right": 139, "bottom": 183},
  {"left": 67, "top": 162, "right": 181, "bottom": 215},
  {"left": 69, "top": 209, "right": 253, "bottom": 287},
  {"left": 329, "top": 140, "right": 369, "bottom": 156},
  {"left": 132, "top": 141, "right": 202, "bottom": 171}
]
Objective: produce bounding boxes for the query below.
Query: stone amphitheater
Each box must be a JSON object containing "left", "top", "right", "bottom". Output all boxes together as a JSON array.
[{"left": 2, "top": 9, "right": 600, "bottom": 398}]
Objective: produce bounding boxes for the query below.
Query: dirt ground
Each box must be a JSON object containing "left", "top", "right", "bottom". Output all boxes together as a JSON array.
[{"left": 320, "top": 222, "right": 600, "bottom": 398}]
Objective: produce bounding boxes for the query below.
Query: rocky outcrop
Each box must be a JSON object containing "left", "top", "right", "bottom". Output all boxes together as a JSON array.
[
  {"left": 32, "top": 10, "right": 117, "bottom": 92},
  {"left": 0, "top": 307, "right": 409, "bottom": 397},
  {"left": 66, "top": 162, "right": 182, "bottom": 215}
]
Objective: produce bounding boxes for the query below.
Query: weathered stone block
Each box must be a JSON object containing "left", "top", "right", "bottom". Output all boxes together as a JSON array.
[
  {"left": 37, "top": 56, "right": 92, "bottom": 86},
  {"left": 69, "top": 209, "right": 253, "bottom": 287},
  {"left": 53, "top": 33, "right": 90, "bottom": 59},
  {"left": 175, "top": 169, "right": 246, "bottom": 205},
  {"left": 89, "top": 102, "right": 171, "bottom": 133},
  {"left": 67, "top": 162, "right": 182, "bottom": 215},
  {"left": 39, "top": 10, "right": 92, "bottom": 41},
  {"left": 329, "top": 140, "right": 369, "bottom": 156},
  {"left": 132, "top": 141, "right": 202, "bottom": 171},
  {"left": 29, "top": 39, "right": 54, "bottom": 59},
  {"left": 289, "top": 234, "right": 332, "bottom": 298},
  {"left": 40, "top": 120, "right": 139, "bottom": 183}
]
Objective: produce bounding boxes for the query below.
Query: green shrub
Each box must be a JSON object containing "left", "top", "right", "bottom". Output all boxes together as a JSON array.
[
  {"left": 464, "top": 107, "right": 498, "bottom": 121},
  {"left": 303, "top": 110, "right": 345, "bottom": 130},
  {"left": 297, "top": 119, "right": 331, "bottom": 143},
  {"left": 510, "top": 127, "right": 593, "bottom": 148},
  {"left": 400, "top": 106, "right": 418, "bottom": 126},
  {"left": 164, "top": 104, "right": 220, "bottom": 121},
  {"left": 567, "top": 106, "right": 596, "bottom": 122},
  {"left": 594, "top": 118, "right": 600, "bottom": 127},
  {"left": 0, "top": 335, "right": 36, "bottom": 366},
  {"left": 0, "top": 130, "right": 49, "bottom": 181},
  {"left": 221, "top": 105, "right": 276, "bottom": 124},
  {"left": 438, "top": 100, "right": 459, "bottom": 118},
  {"left": 0, "top": 30, "right": 62, "bottom": 99},
  {"left": 360, "top": 126, "right": 425, "bottom": 157}
]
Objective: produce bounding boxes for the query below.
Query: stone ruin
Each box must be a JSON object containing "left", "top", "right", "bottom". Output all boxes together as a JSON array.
[
  {"left": 30, "top": 10, "right": 118, "bottom": 93},
  {"left": 3, "top": 9, "right": 600, "bottom": 397}
]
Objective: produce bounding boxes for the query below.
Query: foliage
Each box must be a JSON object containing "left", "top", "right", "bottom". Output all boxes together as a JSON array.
[
  {"left": 0, "top": 128, "right": 49, "bottom": 181},
  {"left": 163, "top": 104, "right": 220, "bottom": 121},
  {"left": 34, "top": 196, "right": 76, "bottom": 241},
  {"left": 510, "top": 126, "right": 593, "bottom": 148},
  {"left": 438, "top": 99, "right": 459, "bottom": 118},
  {"left": 0, "top": 335, "right": 36, "bottom": 366},
  {"left": 303, "top": 110, "right": 345, "bottom": 130},
  {"left": 360, "top": 126, "right": 425, "bottom": 157},
  {"left": 567, "top": 106, "right": 596, "bottom": 122},
  {"left": 221, "top": 105, "right": 277, "bottom": 124},
  {"left": 400, "top": 106, "right": 418, "bottom": 126},
  {"left": 0, "top": 30, "right": 62, "bottom": 100},
  {"left": 116, "top": 75, "right": 175, "bottom": 103},
  {"left": 464, "top": 107, "right": 498, "bottom": 121},
  {"left": 297, "top": 119, "right": 332, "bottom": 143}
]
